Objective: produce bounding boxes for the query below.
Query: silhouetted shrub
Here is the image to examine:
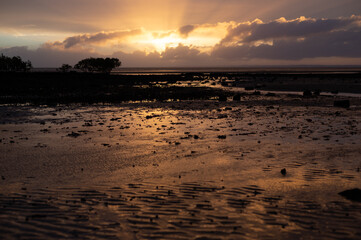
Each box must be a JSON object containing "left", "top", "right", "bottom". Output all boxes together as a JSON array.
[
  {"left": 57, "top": 64, "right": 72, "bottom": 72},
  {"left": 0, "top": 54, "right": 32, "bottom": 72},
  {"left": 74, "top": 57, "right": 121, "bottom": 73}
]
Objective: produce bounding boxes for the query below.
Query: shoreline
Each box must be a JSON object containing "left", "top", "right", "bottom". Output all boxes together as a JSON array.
[{"left": 1, "top": 71, "right": 361, "bottom": 106}]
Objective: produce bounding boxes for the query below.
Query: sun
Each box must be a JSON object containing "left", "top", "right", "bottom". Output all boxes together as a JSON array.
[
  {"left": 129, "top": 26, "right": 227, "bottom": 54},
  {"left": 147, "top": 35, "right": 183, "bottom": 52}
]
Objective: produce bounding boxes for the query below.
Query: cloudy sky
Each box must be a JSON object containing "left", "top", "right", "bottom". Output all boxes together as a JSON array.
[{"left": 1, "top": 0, "right": 361, "bottom": 67}]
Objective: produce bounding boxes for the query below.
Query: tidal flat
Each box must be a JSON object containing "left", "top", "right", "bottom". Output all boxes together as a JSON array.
[{"left": 1, "top": 71, "right": 361, "bottom": 239}]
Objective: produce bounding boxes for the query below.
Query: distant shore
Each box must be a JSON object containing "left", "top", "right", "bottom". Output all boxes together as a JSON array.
[
  {"left": 31, "top": 66, "right": 361, "bottom": 73},
  {"left": 1, "top": 70, "right": 361, "bottom": 105}
]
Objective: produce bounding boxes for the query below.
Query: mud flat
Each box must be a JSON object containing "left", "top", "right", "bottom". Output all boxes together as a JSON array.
[{"left": 1, "top": 92, "right": 361, "bottom": 239}]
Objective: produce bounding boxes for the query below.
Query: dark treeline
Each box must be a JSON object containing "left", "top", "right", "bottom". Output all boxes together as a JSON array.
[{"left": 0, "top": 54, "right": 32, "bottom": 72}]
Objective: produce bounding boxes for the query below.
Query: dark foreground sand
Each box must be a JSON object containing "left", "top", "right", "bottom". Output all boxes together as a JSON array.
[{"left": 1, "top": 94, "right": 361, "bottom": 239}]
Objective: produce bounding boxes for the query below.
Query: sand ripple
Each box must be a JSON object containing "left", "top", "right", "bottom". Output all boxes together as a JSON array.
[{"left": 1, "top": 182, "right": 361, "bottom": 239}]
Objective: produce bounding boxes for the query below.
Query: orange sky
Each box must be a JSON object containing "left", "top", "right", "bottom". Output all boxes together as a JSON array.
[{"left": 1, "top": 0, "right": 361, "bottom": 67}]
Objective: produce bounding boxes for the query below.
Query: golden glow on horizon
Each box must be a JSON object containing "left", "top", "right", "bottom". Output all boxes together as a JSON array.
[
  {"left": 144, "top": 35, "right": 181, "bottom": 52},
  {"left": 118, "top": 24, "right": 229, "bottom": 53}
]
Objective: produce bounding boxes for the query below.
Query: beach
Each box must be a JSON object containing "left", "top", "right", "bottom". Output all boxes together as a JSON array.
[{"left": 1, "top": 71, "right": 361, "bottom": 239}]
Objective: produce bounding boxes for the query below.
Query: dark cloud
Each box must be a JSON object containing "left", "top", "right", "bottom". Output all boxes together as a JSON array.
[
  {"left": 222, "top": 16, "right": 360, "bottom": 44},
  {"left": 115, "top": 44, "right": 213, "bottom": 67},
  {"left": 179, "top": 25, "right": 196, "bottom": 37},
  {"left": 213, "top": 15, "right": 361, "bottom": 61},
  {"left": 112, "top": 51, "right": 163, "bottom": 67},
  {"left": 162, "top": 44, "right": 207, "bottom": 60},
  {"left": 0, "top": 44, "right": 212, "bottom": 68},
  {"left": 46, "top": 30, "right": 142, "bottom": 49},
  {"left": 213, "top": 29, "right": 361, "bottom": 60},
  {"left": 247, "top": 17, "right": 358, "bottom": 42}
]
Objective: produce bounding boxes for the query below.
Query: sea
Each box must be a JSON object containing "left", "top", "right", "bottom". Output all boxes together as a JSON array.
[{"left": 32, "top": 66, "right": 361, "bottom": 75}]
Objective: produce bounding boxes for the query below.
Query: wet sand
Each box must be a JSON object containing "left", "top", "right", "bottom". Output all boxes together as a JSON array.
[{"left": 1, "top": 94, "right": 361, "bottom": 239}]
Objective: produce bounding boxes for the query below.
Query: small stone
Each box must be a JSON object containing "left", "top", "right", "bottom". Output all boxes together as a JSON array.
[
  {"left": 281, "top": 168, "right": 287, "bottom": 176},
  {"left": 334, "top": 100, "right": 350, "bottom": 108},
  {"left": 233, "top": 94, "right": 241, "bottom": 101},
  {"left": 67, "top": 132, "right": 80, "bottom": 138},
  {"left": 303, "top": 90, "right": 312, "bottom": 97},
  {"left": 218, "top": 95, "right": 227, "bottom": 102}
]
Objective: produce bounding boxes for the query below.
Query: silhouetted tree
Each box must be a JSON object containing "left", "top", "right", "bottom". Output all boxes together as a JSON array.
[
  {"left": 74, "top": 57, "right": 121, "bottom": 73},
  {"left": 57, "top": 64, "right": 72, "bottom": 72},
  {"left": 0, "top": 54, "right": 32, "bottom": 72}
]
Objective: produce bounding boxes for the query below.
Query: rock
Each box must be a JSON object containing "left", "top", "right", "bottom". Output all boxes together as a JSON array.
[
  {"left": 313, "top": 89, "right": 321, "bottom": 96},
  {"left": 217, "top": 114, "right": 228, "bottom": 119},
  {"left": 338, "top": 188, "right": 361, "bottom": 202},
  {"left": 67, "top": 132, "right": 80, "bottom": 138},
  {"left": 303, "top": 90, "right": 312, "bottom": 97},
  {"left": 217, "top": 135, "right": 227, "bottom": 139},
  {"left": 146, "top": 114, "right": 161, "bottom": 119},
  {"left": 233, "top": 94, "right": 241, "bottom": 101},
  {"left": 281, "top": 168, "right": 287, "bottom": 176},
  {"left": 218, "top": 95, "right": 227, "bottom": 102},
  {"left": 334, "top": 100, "right": 350, "bottom": 108}
]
